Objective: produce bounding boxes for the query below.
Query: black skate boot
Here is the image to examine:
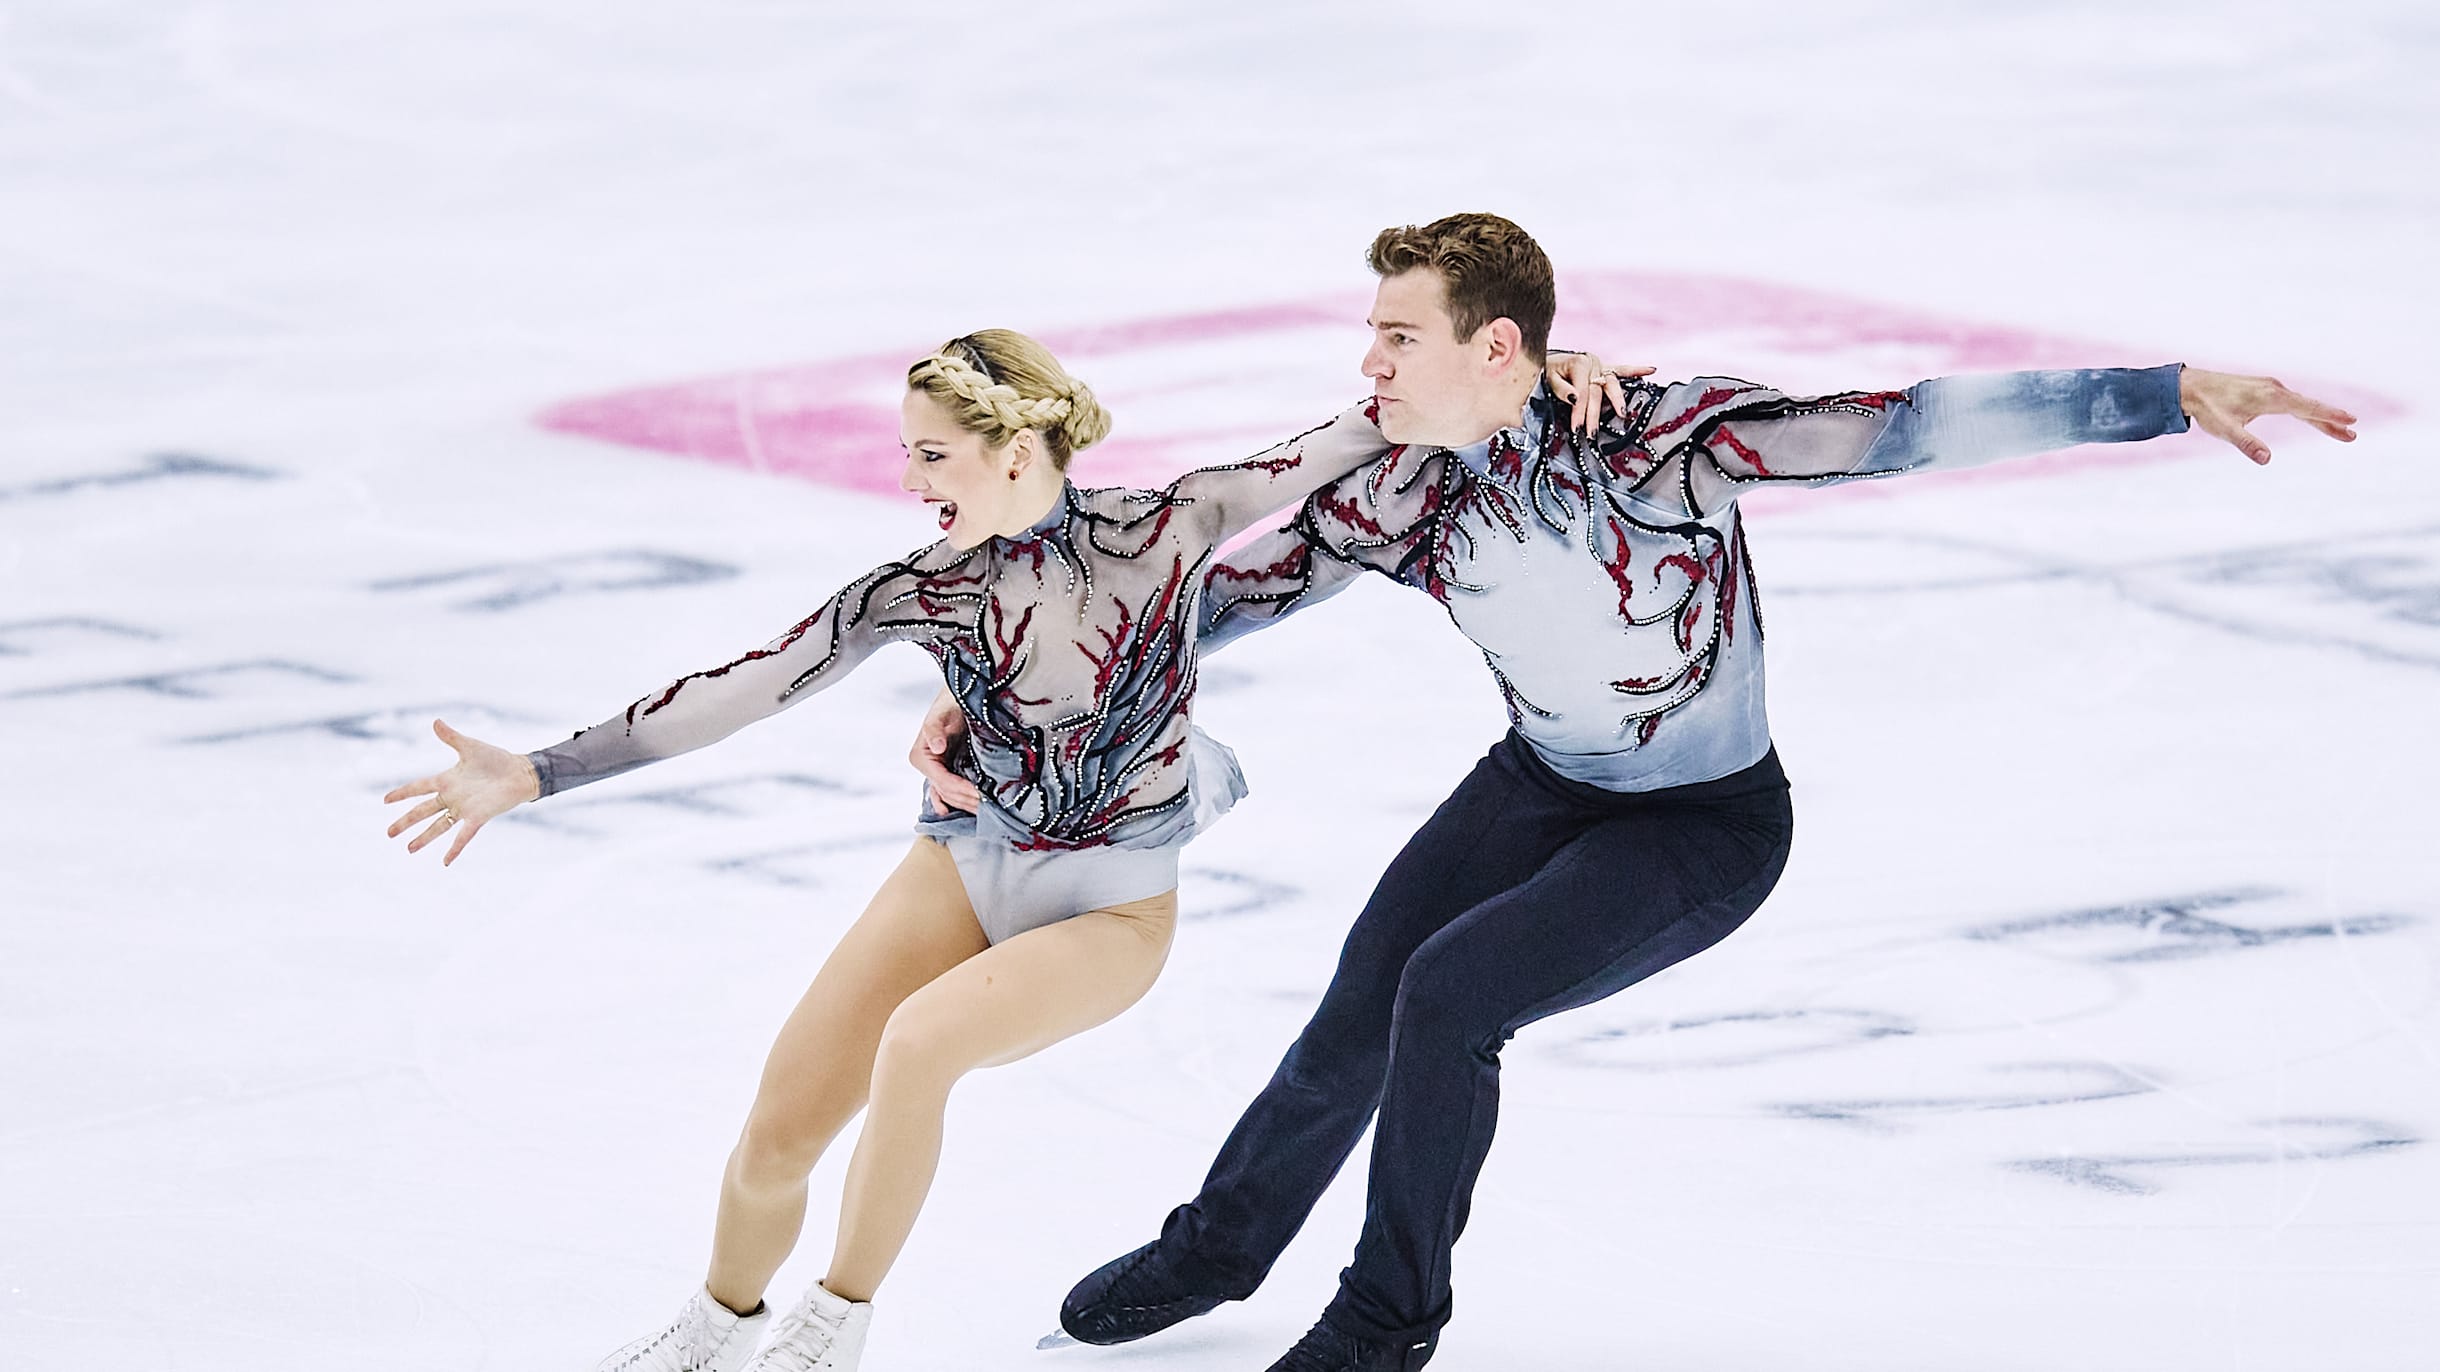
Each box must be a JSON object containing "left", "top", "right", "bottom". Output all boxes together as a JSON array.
[
  {"left": 1264, "top": 1313, "right": 1436, "bottom": 1372},
  {"left": 1057, "top": 1238, "right": 1232, "bottom": 1345}
]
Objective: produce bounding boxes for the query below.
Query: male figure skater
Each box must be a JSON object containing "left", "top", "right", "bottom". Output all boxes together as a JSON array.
[{"left": 912, "top": 213, "right": 2358, "bottom": 1371}]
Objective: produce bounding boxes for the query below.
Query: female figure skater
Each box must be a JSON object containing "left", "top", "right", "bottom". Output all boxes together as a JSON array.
[{"left": 380, "top": 328, "right": 1623, "bottom": 1372}]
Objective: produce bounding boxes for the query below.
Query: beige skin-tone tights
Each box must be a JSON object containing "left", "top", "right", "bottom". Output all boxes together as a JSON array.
[{"left": 706, "top": 837, "right": 1175, "bottom": 1311}]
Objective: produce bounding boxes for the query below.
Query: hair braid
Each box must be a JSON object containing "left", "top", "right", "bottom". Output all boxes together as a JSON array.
[{"left": 905, "top": 330, "right": 1110, "bottom": 469}]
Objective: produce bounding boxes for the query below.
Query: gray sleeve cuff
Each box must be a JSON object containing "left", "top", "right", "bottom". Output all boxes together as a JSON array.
[{"left": 525, "top": 749, "right": 562, "bottom": 799}]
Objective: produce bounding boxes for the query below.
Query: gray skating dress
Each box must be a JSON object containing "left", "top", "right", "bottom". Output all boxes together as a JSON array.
[{"left": 525, "top": 404, "right": 1392, "bottom": 943}]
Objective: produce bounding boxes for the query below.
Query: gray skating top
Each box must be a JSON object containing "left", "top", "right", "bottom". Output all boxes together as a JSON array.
[
  {"left": 1202, "top": 367, "right": 2190, "bottom": 791},
  {"left": 528, "top": 403, "right": 1393, "bottom": 852}
]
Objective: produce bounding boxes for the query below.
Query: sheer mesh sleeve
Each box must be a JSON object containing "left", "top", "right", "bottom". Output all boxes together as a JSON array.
[
  {"left": 1199, "top": 521, "right": 1365, "bottom": 653},
  {"left": 1160, "top": 401, "right": 1397, "bottom": 543},
  {"left": 1596, "top": 365, "right": 2189, "bottom": 519},
  {"left": 1199, "top": 437, "right": 1453, "bottom": 649},
  {"left": 527, "top": 550, "right": 978, "bottom": 796}
]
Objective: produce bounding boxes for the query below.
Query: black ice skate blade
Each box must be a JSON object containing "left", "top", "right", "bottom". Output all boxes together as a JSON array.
[{"left": 1037, "top": 1328, "right": 1077, "bottom": 1350}]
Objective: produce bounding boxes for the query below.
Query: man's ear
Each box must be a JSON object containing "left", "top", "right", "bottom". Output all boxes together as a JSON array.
[{"left": 1482, "top": 316, "right": 1526, "bottom": 376}]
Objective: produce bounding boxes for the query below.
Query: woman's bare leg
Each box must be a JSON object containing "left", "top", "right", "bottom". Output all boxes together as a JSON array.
[
  {"left": 703, "top": 839, "right": 988, "bottom": 1314},
  {"left": 821, "top": 890, "right": 1177, "bottom": 1302}
]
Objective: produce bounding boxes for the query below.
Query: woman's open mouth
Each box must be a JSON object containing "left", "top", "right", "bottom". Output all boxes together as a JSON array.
[{"left": 934, "top": 500, "right": 958, "bottom": 531}]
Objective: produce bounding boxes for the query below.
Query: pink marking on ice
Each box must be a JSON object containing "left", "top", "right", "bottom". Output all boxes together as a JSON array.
[
  {"left": 1037, "top": 300, "right": 1351, "bottom": 355},
  {"left": 537, "top": 271, "right": 2402, "bottom": 513}
]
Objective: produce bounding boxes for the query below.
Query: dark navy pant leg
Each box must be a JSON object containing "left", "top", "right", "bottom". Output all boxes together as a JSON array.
[
  {"left": 1324, "top": 759, "right": 1794, "bottom": 1353},
  {"left": 1159, "top": 737, "right": 1583, "bottom": 1294}
]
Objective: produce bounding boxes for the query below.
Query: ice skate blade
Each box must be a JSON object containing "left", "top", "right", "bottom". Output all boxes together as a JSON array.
[{"left": 1036, "top": 1329, "right": 1077, "bottom": 1350}]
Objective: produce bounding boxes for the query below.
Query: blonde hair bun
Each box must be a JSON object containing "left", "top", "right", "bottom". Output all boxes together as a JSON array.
[{"left": 1056, "top": 378, "right": 1112, "bottom": 452}]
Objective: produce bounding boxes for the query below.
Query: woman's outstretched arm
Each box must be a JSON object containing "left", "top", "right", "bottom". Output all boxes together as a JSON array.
[
  {"left": 1164, "top": 354, "right": 1645, "bottom": 544},
  {"left": 1155, "top": 401, "right": 1398, "bottom": 545},
  {"left": 385, "top": 552, "right": 974, "bottom": 862}
]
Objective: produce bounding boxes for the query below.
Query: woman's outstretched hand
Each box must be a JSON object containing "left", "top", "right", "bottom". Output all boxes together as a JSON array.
[
  {"left": 1545, "top": 351, "right": 1655, "bottom": 435},
  {"left": 909, "top": 687, "right": 981, "bottom": 814},
  {"left": 383, "top": 718, "right": 542, "bottom": 866}
]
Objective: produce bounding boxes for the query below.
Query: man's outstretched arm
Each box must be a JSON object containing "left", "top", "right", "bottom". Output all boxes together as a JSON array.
[{"left": 1613, "top": 365, "right": 2356, "bottom": 518}]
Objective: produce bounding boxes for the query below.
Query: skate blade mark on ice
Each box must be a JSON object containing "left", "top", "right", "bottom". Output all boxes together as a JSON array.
[
  {"left": 182, "top": 701, "right": 538, "bottom": 747},
  {"left": 2008, "top": 1116, "right": 2419, "bottom": 1195},
  {"left": 1774, "top": 525, "right": 2440, "bottom": 674},
  {"left": 705, "top": 832, "right": 935, "bottom": 889},
  {"left": 1555, "top": 1006, "right": 1916, "bottom": 1073},
  {"left": 497, "top": 771, "right": 882, "bottom": 836},
  {"left": 2, "top": 658, "right": 355, "bottom": 702},
  {"left": 0, "top": 452, "right": 281, "bottom": 504},
  {"left": 367, "top": 549, "right": 740, "bottom": 614},
  {"left": 1769, "top": 1060, "right": 2156, "bottom": 1131},
  {"left": 1178, "top": 864, "right": 1300, "bottom": 921},
  {"left": 1960, "top": 888, "right": 2417, "bottom": 964},
  {"left": 496, "top": 773, "right": 902, "bottom": 888},
  {"left": 0, "top": 617, "right": 161, "bottom": 657}
]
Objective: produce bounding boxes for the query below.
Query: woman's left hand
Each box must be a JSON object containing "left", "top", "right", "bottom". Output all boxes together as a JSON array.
[
  {"left": 1545, "top": 351, "right": 1654, "bottom": 435},
  {"left": 382, "top": 718, "right": 541, "bottom": 866}
]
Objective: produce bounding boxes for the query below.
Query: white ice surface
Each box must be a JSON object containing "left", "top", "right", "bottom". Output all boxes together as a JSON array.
[{"left": 3, "top": 4, "right": 2436, "bottom": 1370}]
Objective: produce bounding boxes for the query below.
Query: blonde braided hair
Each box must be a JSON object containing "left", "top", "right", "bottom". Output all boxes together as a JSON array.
[{"left": 906, "top": 329, "right": 1112, "bottom": 470}]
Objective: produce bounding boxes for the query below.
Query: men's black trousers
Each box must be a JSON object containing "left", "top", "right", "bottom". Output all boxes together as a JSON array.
[{"left": 1158, "top": 730, "right": 1795, "bottom": 1361}]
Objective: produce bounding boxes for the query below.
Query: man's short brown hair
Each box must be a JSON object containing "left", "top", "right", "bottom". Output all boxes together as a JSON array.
[{"left": 1367, "top": 213, "right": 1555, "bottom": 363}]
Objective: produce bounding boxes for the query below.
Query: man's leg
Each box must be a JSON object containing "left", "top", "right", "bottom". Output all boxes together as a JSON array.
[
  {"left": 1320, "top": 779, "right": 1794, "bottom": 1361},
  {"left": 1062, "top": 736, "right": 1586, "bottom": 1340},
  {"left": 1162, "top": 738, "right": 1598, "bottom": 1289}
]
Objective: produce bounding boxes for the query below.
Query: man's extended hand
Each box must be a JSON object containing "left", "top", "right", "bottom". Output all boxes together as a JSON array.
[
  {"left": 910, "top": 687, "right": 981, "bottom": 813},
  {"left": 2181, "top": 368, "right": 2357, "bottom": 465}
]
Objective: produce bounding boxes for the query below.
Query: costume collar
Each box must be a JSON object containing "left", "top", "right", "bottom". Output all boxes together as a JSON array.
[
  {"left": 1445, "top": 384, "right": 1550, "bottom": 478},
  {"left": 995, "top": 480, "right": 1076, "bottom": 545}
]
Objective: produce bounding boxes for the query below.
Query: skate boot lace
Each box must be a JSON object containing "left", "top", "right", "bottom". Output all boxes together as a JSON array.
[
  {"left": 1103, "top": 1243, "right": 1212, "bottom": 1313},
  {"left": 602, "top": 1290, "right": 737, "bottom": 1372},
  {"left": 753, "top": 1290, "right": 847, "bottom": 1372},
  {"left": 1103, "top": 1246, "right": 1174, "bottom": 1306},
  {"left": 1273, "top": 1317, "right": 1375, "bottom": 1372}
]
